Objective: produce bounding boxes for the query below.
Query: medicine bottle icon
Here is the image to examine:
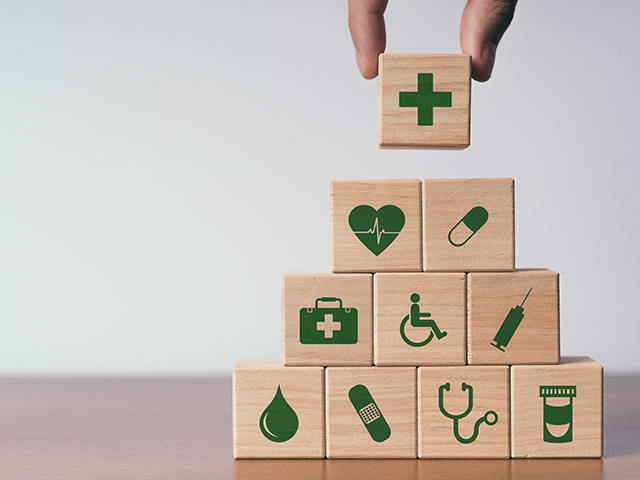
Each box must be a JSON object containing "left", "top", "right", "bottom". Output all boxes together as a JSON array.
[{"left": 539, "top": 385, "right": 577, "bottom": 443}]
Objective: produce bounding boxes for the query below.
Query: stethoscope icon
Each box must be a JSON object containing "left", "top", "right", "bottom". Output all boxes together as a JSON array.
[{"left": 438, "top": 382, "right": 498, "bottom": 444}]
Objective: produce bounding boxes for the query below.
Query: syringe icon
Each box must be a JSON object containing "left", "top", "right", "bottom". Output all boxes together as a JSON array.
[{"left": 490, "top": 287, "right": 533, "bottom": 352}]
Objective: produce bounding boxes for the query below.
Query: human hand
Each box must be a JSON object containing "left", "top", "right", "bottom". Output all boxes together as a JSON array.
[{"left": 348, "top": 0, "right": 517, "bottom": 82}]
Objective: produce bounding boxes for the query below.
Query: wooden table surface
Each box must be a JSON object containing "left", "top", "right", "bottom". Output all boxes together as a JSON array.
[{"left": 0, "top": 375, "right": 637, "bottom": 479}]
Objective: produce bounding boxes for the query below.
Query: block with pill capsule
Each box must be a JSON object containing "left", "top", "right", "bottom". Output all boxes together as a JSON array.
[
  {"left": 511, "top": 357, "right": 603, "bottom": 458},
  {"left": 418, "top": 365, "right": 510, "bottom": 458},
  {"left": 378, "top": 54, "right": 471, "bottom": 148},
  {"left": 374, "top": 272, "right": 466, "bottom": 366},
  {"left": 325, "top": 366, "right": 417, "bottom": 458},
  {"left": 330, "top": 180, "right": 422, "bottom": 273},
  {"left": 467, "top": 269, "right": 559, "bottom": 365},
  {"left": 282, "top": 271, "right": 373, "bottom": 366},
  {"left": 423, "top": 178, "right": 515, "bottom": 272},
  {"left": 233, "top": 358, "right": 325, "bottom": 458}
]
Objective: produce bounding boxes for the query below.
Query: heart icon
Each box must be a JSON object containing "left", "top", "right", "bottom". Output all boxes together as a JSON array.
[{"left": 348, "top": 205, "right": 405, "bottom": 256}]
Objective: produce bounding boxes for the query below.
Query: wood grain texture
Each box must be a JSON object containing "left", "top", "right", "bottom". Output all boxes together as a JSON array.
[
  {"left": 511, "top": 357, "right": 603, "bottom": 458},
  {"left": 378, "top": 54, "right": 470, "bottom": 148},
  {"left": 330, "top": 180, "right": 422, "bottom": 273},
  {"left": 423, "top": 178, "right": 515, "bottom": 272},
  {"left": 468, "top": 270, "right": 560, "bottom": 365},
  {"left": 233, "top": 358, "right": 325, "bottom": 458},
  {"left": 282, "top": 271, "right": 373, "bottom": 366},
  {"left": 374, "top": 272, "right": 466, "bottom": 366},
  {"left": 418, "top": 366, "right": 510, "bottom": 458},
  {"left": 326, "top": 367, "right": 417, "bottom": 458}
]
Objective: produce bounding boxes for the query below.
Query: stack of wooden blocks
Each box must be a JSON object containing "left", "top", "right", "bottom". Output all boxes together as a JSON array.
[{"left": 234, "top": 56, "right": 603, "bottom": 460}]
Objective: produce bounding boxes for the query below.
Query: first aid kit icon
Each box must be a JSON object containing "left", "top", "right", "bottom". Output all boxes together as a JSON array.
[{"left": 299, "top": 297, "right": 358, "bottom": 344}]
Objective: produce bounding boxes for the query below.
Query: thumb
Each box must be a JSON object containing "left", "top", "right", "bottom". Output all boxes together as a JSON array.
[{"left": 460, "top": 0, "right": 517, "bottom": 82}]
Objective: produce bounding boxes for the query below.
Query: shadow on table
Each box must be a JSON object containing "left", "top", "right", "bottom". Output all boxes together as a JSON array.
[{"left": 234, "top": 458, "right": 602, "bottom": 480}]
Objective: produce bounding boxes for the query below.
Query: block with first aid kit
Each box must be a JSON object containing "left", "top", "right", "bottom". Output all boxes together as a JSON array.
[{"left": 233, "top": 178, "right": 603, "bottom": 460}]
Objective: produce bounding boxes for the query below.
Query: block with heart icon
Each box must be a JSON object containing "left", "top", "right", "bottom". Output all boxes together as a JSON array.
[
  {"left": 330, "top": 180, "right": 422, "bottom": 273},
  {"left": 423, "top": 178, "right": 515, "bottom": 272}
]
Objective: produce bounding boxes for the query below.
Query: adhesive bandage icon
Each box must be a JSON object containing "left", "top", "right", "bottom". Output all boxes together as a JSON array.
[{"left": 348, "top": 384, "right": 391, "bottom": 443}]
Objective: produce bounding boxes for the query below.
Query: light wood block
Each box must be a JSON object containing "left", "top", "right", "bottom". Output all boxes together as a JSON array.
[
  {"left": 423, "top": 178, "right": 515, "bottom": 272},
  {"left": 418, "top": 366, "right": 510, "bottom": 458},
  {"left": 378, "top": 54, "right": 471, "bottom": 148},
  {"left": 326, "top": 367, "right": 417, "bottom": 458},
  {"left": 468, "top": 269, "right": 559, "bottom": 365},
  {"left": 233, "top": 358, "right": 325, "bottom": 458},
  {"left": 282, "top": 271, "right": 373, "bottom": 366},
  {"left": 330, "top": 180, "right": 422, "bottom": 273},
  {"left": 511, "top": 357, "right": 603, "bottom": 458},
  {"left": 374, "top": 272, "right": 466, "bottom": 366}
]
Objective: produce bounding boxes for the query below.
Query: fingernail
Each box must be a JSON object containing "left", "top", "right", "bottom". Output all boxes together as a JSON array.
[{"left": 481, "top": 43, "right": 497, "bottom": 78}]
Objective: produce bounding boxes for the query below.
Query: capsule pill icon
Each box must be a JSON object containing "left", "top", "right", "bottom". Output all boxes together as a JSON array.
[
  {"left": 349, "top": 384, "right": 391, "bottom": 443},
  {"left": 448, "top": 206, "right": 489, "bottom": 247}
]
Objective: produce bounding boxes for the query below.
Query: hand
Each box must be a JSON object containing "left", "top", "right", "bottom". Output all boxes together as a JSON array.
[{"left": 348, "top": 0, "right": 517, "bottom": 82}]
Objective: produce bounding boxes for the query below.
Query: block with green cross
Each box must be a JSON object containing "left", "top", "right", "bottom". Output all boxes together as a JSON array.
[{"left": 399, "top": 73, "right": 452, "bottom": 126}]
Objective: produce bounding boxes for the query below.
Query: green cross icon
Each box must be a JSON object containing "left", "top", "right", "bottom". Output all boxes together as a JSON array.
[{"left": 399, "top": 73, "right": 452, "bottom": 126}]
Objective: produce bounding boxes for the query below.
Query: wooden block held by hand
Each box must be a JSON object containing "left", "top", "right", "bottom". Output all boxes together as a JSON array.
[
  {"left": 379, "top": 54, "right": 471, "bottom": 148},
  {"left": 326, "top": 366, "right": 417, "bottom": 458},
  {"left": 423, "top": 178, "right": 515, "bottom": 272},
  {"left": 233, "top": 359, "right": 325, "bottom": 458},
  {"left": 511, "top": 357, "right": 603, "bottom": 458},
  {"left": 282, "top": 271, "right": 373, "bottom": 366},
  {"left": 418, "top": 366, "right": 510, "bottom": 458},
  {"left": 330, "top": 180, "right": 422, "bottom": 273},
  {"left": 374, "top": 272, "right": 466, "bottom": 366},
  {"left": 468, "top": 269, "right": 560, "bottom": 365}
]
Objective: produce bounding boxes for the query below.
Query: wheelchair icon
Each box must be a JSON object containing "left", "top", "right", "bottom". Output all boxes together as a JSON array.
[{"left": 399, "top": 293, "right": 447, "bottom": 347}]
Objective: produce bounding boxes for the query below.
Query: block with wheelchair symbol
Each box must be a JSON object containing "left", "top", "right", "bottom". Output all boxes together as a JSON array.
[
  {"left": 330, "top": 179, "right": 422, "bottom": 273},
  {"left": 374, "top": 272, "right": 466, "bottom": 366},
  {"left": 423, "top": 178, "right": 514, "bottom": 272},
  {"left": 233, "top": 358, "right": 325, "bottom": 458},
  {"left": 467, "top": 269, "right": 559, "bottom": 365},
  {"left": 511, "top": 357, "right": 603, "bottom": 458},
  {"left": 282, "top": 271, "right": 373, "bottom": 366},
  {"left": 418, "top": 365, "right": 510, "bottom": 458},
  {"left": 378, "top": 54, "right": 471, "bottom": 148},
  {"left": 325, "top": 366, "right": 417, "bottom": 458}
]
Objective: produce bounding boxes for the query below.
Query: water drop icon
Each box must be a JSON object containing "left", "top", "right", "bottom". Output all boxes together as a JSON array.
[{"left": 259, "top": 385, "right": 299, "bottom": 442}]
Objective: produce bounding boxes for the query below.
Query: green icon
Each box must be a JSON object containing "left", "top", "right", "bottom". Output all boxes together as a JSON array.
[
  {"left": 349, "top": 384, "right": 391, "bottom": 443},
  {"left": 349, "top": 205, "right": 405, "bottom": 256},
  {"left": 400, "top": 293, "right": 447, "bottom": 347},
  {"left": 438, "top": 382, "right": 498, "bottom": 444},
  {"left": 299, "top": 297, "right": 357, "bottom": 344},
  {"left": 491, "top": 288, "right": 533, "bottom": 351},
  {"left": 540, "top": 385, "right": 577, "bottom": 443},
  {"left": 448, "top": 206, "right": 489, "bottom": 247},
  {"left": 259, "top": 385, "right": 299, "bottom": 443},
  {"left": 399, "top": 73, "right": 452, "bottom": 126}
]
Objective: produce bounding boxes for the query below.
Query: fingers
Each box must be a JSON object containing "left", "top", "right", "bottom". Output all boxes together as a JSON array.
[
  {"left": 348, "top": 0, "right": 389, "bottom": 79},
  {"left": 460, "top": 0, "right": 517, "bottom": 82}
]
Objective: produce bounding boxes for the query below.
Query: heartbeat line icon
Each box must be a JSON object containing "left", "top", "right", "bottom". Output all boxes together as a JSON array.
[{"left": 354, "top": 217, "right": 401, "bottom": 245}]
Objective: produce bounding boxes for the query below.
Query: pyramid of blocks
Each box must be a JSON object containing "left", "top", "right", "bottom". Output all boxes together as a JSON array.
[{"left": 233, "top": 178, "right": 603, "bottom": 459}]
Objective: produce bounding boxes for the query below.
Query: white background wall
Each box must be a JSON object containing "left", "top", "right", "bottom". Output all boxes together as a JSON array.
[{"left": 0, "top": 1, "right": 638, "bottom": 374}]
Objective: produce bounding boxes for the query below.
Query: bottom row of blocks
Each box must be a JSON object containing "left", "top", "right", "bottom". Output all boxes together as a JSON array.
[{"left": 233, "top": 357, "right": 602, "bottom": 459}]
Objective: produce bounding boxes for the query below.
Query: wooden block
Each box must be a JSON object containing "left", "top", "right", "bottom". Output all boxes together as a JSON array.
[
  {"left": 233, "top": 358, "right": 324, "bottom": 458},
  {"left": 282, "top": 271, "right": 373, "bottom": 366},
  {"left": 326, "top": 366, "right": 417, "bottom": 458},
  {"left": 330, "top": 180, "right": 422, "bottom": 273},
  {"left": 423, "top": 178, "right": 515, "bottom": 272},
  {"left": 511, "top": 357, "right": 603, "bottom": 458},
  {"left": 468, "top": 269, "right": 560, "bottom": 365},
  {"left": 418, "top": 366, "right": 510, "bottom": 458},
  {"left": 374, "top": 272, "right": 466, "bottom": 366},
  {"left": 378, "top": 54, "right": 471, "bottom": 148}
]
